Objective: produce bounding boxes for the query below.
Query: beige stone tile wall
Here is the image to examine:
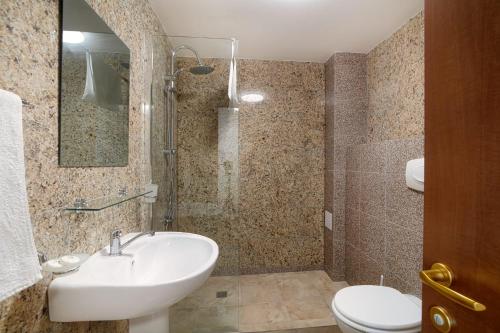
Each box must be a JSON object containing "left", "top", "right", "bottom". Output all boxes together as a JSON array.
[
  {"left": 345, "top": 138, "right": 424, "bottom": 296},
  {"left": 0, "top": 0, "right": 167, "bottom": 331},
  {"left": 324, "top": 53, "right": 367, "bottom": 280},
  {"left": 324, "top": 12, "right": 424, "bottom": 288},
  {"left": 176, "top": 58, "right": 325, "bottom": 274},
  {"left": 238, "top": 60, "right": 325, "bottom": 274},
  {"left": 366, "top": 12, "right": 424, "bottom": 142}
]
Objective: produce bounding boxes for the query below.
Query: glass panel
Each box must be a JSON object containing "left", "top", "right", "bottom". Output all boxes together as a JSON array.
[
  {"left": 146, "top": 34, "right": 172, "bottom": 231},
  {"left": 64, "top": 190, "right": 152, "bottom": 212},
  {"left": 148, "top": 35, "right": 240, "bottom": 333}
]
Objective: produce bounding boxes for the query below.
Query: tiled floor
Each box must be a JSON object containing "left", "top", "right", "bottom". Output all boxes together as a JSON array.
[{"left": 170, "top": 271, "right": 348, "bottom": 333}]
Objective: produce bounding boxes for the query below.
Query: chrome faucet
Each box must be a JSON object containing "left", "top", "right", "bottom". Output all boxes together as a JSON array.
[{"left": 109, "top": 229, "right": 155, "bottom": 256}]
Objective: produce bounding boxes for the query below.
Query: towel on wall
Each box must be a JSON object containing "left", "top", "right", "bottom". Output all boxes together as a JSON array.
[
  {"left": 0, "top": 89, "right": 42, "bottom": 302},
  {"left": 82, "top": 51, "right": 123, "bottom": 111}
]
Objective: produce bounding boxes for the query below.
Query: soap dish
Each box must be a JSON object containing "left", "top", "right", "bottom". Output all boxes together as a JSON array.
[{"left": 42, "top": 253, "right": 90, "bottom": 274}]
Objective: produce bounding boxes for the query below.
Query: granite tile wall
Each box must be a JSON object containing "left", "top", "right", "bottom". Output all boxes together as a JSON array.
[
  {"left": 324, "top": 54, "right": 367, "bottom": 280},
  {"left": 176, "top": 58, "right": 325, "bottom": 274},
  {"left": 238, "top": 59, "right": 325, "bottom": 274},
  {"left": 344, "top": 137, "right": 424, "bottom": 296},
  {"left": 366, "top": 12, "right": 424, "bottom": 142},
  {"left": 324, "top": 12, "right": 424, "bottom": 289},
  {"left": 0, "top": 0, "right": 167, "bottom": 332}
]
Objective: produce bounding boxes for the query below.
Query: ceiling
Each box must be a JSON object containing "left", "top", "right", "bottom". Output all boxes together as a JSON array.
[{"left": 149, "top": 0, "right": 423, "bottom": 63}]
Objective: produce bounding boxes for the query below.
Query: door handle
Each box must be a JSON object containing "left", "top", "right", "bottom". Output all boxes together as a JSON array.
[{"left": 420, "top": 263, "right": 486, "bottom": 312}]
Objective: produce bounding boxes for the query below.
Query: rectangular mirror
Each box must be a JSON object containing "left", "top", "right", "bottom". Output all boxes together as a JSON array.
[{"left": 59, "top": 0, "right": 130, "bottom": 167}]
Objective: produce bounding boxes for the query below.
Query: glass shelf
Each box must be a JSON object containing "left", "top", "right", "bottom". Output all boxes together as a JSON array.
[{"left": 64, "top": 190, "right": 153, "bottom": 212}]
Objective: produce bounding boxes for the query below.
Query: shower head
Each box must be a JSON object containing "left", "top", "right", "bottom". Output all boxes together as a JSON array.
[
  {"left": 189, "top": 65, "right": 214, "bottom": 75},
  {"left": 168, "top": 44, "right": 215, "bottom": 81}
]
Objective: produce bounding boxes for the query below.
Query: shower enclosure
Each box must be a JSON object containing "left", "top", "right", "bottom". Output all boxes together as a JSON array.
[
  {"left": 163, "top": 44, "right": 216, "bottom": 229},
  {"left": 146, "top": 35, "right": 241, "bottom": 332}
]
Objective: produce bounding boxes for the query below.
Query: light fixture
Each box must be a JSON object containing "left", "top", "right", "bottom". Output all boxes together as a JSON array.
[
  {"left": 63, "top": 31, "right": 85, "bottom": 44},
  {"left": 241, "top": 93, "right": 264, "bottom": 103}
]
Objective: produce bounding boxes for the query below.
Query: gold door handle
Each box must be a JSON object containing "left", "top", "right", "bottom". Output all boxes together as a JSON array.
[{"left": 420, "top": 263, "right": 486, "bottom": 312}]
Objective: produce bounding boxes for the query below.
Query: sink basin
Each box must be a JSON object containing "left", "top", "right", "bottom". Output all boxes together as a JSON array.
[{"left": 49, "top": 232, "right": 218, "bottom": 332}]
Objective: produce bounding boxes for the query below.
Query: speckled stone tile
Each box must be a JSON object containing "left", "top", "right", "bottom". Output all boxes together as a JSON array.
[
  {"left": 384, "top": 222, "right": 423, "bottom": 296},
  {"left": 367, "top": 12, "right": 424, "bottom": 142},
  {"left": 325, "top": 137, "right": 334, "bottom": 172},
  {"left": 344, "top": 208, "right": 360, "bottom": 248},
  {"left": 238, "top": 60, "right": 325, "bottom": 273},
  {"left": 330, "top": 240, "right": 345, "bottom": 281},
  {"left": 323, "top": 226, "right": 334, "bottom": 279},
  {"left": 385, "top": 137, "right": 424, "bottom": 174},
  {"left": 385, "top": 171, "right": 424, "bottom": 221},
  {"left": 359, "top": 212, "right": 385, "bottom": 263},
  {"left": 383, "top": 274, "right": 417, "bottom": 296},
  {"left": 239, "top": 235, "right": 324, "bottom": 275},
  {"left": 324, "top": 170, "right": 334, "bottom": 212},
  {"left": 330, "top": 12, "right": 424, "bottom": 295},
  {"left": 346, "top": 145, "right": 362, "bottom": 172},
  {"left": 359, "top": 172, "right": 385, "bottom": 220},
  {"left": 344, "top": 138, "right": 423, "bottom": 296},
  {"left": 324, "top": 53, "right": 367, "bottom": 280},
  {"left": 344, "top": 244, "right": 360, "bottom": 286},
  {"left": 345, "top": 171, "right": 361, "bottom": 211},
  {"left": 177, "top": 58, "right": 325, "bottom": 275},
  {"left": 358, "top": 252, "right": 383, "bottom": 285},
  {"left": 359, "top": 142, "right": 386, "bottom": 173},
  {"left": 386, "top": 204, "right": 423, "bottom": 233}
]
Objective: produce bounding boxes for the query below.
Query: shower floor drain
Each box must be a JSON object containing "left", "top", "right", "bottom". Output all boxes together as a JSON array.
[{"left": 216, "top": 291, "right": 228, "bottom": 298}]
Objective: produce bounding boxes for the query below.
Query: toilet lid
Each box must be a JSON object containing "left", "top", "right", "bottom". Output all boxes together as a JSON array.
[{"left": 333, "top": 286, "right": 421, "bottom": 330}]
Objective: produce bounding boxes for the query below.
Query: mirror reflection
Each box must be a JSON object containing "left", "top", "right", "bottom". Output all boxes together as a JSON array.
[{"left": 59, "top": 0, "right": 130, "bottom": 167}]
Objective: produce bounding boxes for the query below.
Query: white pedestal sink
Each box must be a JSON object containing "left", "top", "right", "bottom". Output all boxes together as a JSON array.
[{"left": 48, "top": 232, "right": 219, "bottom": 333}]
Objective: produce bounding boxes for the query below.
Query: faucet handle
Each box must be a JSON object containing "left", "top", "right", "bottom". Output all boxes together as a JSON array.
[
  {"left": 110, "top": 229, "right": 122, "bottom": 239},
  {"left": 109, "top": 229, "right": 123, "bottom": 256}
]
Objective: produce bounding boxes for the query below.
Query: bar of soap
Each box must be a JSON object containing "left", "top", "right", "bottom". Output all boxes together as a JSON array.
[
  {"left": 60, "top": 255, "right": 80, "bottom": 265},
  {"left": 46, "top": 259, "right": 63, "bottom": 269}
]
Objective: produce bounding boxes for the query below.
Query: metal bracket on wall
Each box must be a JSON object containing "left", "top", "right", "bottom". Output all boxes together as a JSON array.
[{"left": 163, "top": 149, "right": 177, "bottom": 155}]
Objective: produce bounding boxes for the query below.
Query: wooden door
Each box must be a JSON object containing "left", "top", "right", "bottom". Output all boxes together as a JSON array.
[{"left": 424, "top": 0, "right": 500, "bottom": 332}]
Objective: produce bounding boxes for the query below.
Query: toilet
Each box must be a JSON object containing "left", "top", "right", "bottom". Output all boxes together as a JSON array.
[{"left": 332, "top": 285, "right": 421, "bottom": 333}]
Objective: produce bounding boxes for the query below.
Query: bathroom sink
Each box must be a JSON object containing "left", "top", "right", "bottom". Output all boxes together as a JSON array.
[{"left": 49, "top": 232, "right": 218, "bottom": 332}]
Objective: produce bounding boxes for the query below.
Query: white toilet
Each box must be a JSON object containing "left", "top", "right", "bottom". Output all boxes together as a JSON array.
[{"left": 332, "top": 285, "right": 421, "bottom": 333}]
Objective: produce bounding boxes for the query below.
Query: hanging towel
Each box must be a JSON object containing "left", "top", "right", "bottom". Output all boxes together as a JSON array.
[
  {"left": 228, "top": 39, "right": 239, "bottom": 107},
  {"left": 0, "top": 89, "right": 42, "bottom": 302},
  {"left": 82, "top": 51, "right": 123, "bottom": 111}
]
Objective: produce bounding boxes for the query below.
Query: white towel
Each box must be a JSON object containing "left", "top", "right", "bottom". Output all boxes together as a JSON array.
[
  {"left": 228, "top": 39, "right": 239, "bottom": 107},
  {"left": 0, "top": 89, "right": 42, "bottom": 302}
]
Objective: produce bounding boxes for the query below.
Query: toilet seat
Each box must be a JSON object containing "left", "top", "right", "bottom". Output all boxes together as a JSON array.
[{"left": 332, "top": 285, "right": 421, "bottom": 333}]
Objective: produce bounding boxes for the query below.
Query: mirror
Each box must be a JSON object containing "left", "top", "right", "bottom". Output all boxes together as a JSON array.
[{"left": 59, "top": 0, "right": 130, "bottom": 167}]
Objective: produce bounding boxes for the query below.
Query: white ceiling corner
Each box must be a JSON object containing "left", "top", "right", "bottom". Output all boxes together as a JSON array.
[{"left": 149, "top": 0, "right": 423, "bottom": 63}]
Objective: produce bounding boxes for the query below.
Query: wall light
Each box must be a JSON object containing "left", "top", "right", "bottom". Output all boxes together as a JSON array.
[
  {"left": 241, "top": 93, "right": 264, "bottom": 103},
  {"left": 63, "top": 31, "right": 85, "bottom": 44}
]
